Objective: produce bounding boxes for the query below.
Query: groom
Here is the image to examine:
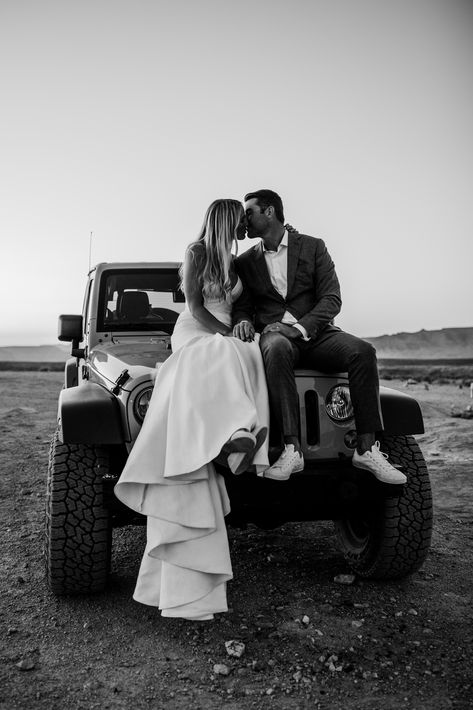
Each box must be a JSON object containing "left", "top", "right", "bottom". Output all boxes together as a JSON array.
[{"left": 233, "top": 189, "right": 406, "bottom": 484}]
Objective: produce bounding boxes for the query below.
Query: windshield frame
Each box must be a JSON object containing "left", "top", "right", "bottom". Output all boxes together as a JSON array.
[{"left": 96, "top": 268, "right": 185, "bottom": 334}]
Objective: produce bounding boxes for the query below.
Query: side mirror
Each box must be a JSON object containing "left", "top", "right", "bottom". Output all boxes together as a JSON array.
[
  {"left": 58, "top": 315, "right": 83, "bottom": 342},
  {"left": 58, "top": 315, "right": 85, "bottom": 359}
]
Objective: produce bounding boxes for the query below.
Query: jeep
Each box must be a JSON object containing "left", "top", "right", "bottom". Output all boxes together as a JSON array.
[{"left": 45, "top": 262, "right": 433, "bottom": 595}]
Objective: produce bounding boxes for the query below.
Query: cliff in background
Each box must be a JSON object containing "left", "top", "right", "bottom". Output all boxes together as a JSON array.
[
  {"left": 0, "top": 344, "right": 70, "bottom": 362},
  {"left": 0, "top": 327, "right": 472, "bottom": 361},
  {"left": 365, "top": 327, "right": 473, "bottom": 359}
]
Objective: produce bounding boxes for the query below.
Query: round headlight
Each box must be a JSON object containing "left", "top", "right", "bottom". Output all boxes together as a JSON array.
[
  {"left": 133, "top": 387, "right": 154, "bottom": 422},
  {"left": 325, "top": 385, "right": 354, "bottom": 422}
]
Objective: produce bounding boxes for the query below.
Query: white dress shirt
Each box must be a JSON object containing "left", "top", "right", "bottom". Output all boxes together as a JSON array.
[{"left": 262, "top": 231, "right": 309, "bottom": 339}]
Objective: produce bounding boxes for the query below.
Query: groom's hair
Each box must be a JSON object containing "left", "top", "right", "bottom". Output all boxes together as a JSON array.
[{"left": 244, "top": 189, "right": 285, "bottom": 224}]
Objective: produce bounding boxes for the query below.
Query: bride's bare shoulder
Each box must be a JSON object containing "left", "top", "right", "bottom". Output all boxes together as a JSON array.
[{"left": 185, "top": 241, "right": 205, "bottom": 266}]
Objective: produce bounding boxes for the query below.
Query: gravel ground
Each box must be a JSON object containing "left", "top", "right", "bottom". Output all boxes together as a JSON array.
[{"left": 1, "top": 372, "right": 472, "bottom": 710}]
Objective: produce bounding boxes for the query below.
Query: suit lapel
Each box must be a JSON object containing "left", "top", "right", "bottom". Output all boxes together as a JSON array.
[{"left": 287, "top": 232, "right": 302, "bottom": 296}]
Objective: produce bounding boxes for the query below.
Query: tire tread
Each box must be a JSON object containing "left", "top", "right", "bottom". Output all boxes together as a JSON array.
[
  {"left": 44, "top": 430, "right": 111, "bottom": 594},
  {"left": 335, "top": 434, "right": 433, "bottom": 579}
]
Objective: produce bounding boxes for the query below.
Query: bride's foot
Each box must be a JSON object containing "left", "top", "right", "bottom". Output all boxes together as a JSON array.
[
  {"left": 227, "top": 426, "right": 268, "bottom": 476},
  {"left": 213, "top": 429, "right": 257, "bottom": 469},
  {"left": 223, "top": 429, "right": 256, "bottom": 454},
  {"left": 227, "top": 450, "right": 251, "bottom": 475}
]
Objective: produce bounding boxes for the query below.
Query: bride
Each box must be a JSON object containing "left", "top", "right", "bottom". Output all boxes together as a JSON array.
[{"left": 114, "top": 199, "right": 269, "bottom": 620}]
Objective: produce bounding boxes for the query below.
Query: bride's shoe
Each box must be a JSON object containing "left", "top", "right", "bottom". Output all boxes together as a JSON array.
[
  {"left": 227, "top": 451, "right": 251, "bottom": 475},
  {"left": 213, "top": 429, "right": 256, "bottom": 471},
  {"left": 252, "top": 425, "right": 268, "bottom": 459},
  {"left": 227, "top": 426, "right": 268, "bottom": 476},
  {"left": 223, "top": 429, "right": 256, "bottom": 454}
]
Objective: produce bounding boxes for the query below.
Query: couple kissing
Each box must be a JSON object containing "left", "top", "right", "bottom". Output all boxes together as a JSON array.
[{"left": 115, "top": 189, "right": 404, "bottom": 620}]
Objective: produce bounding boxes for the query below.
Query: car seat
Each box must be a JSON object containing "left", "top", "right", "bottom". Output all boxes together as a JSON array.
[{"left": 117, "top": 291, "right": 150, "bottom": 321}]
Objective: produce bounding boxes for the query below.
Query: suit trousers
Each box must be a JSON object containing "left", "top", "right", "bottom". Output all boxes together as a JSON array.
[{"left": 259, "top": 328, "right": 383, "bottom": 442}]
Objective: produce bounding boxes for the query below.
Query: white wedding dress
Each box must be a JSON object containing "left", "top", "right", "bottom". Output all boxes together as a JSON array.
[{"left": 114, "top": 278, "right": 269, "bottom": 620}]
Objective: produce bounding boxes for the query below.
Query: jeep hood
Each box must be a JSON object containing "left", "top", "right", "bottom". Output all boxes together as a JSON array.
[{"left": 89, "top": 340, "right": 171, "bottom": 387}]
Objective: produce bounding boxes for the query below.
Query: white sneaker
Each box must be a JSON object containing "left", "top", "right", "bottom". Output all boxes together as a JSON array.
[
  {"left": 352, "top": 441, "right": 407, "bottom": 484},
  {"left": 226, "top": 426, "right": 268, "bottom": 476},
  {"left": 260, "top": 444, "right": 304, "bottom": 481}
]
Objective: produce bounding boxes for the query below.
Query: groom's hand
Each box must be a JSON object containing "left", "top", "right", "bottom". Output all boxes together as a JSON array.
[
  {"left": 262, "top": 322, "right": 302, "bottom": 340},
  {"left": 233, "top": 320, "right": 255, "bottom": 342}
]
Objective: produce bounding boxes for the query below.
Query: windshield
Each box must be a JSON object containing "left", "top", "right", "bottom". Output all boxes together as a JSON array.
[{"left": 97, "top": 269, "right": 186, "bottom": 334}]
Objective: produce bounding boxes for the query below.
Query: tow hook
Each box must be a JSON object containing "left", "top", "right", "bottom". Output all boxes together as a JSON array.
[{"left": 112, "top": 369, "right": 130, "bottom": 395}]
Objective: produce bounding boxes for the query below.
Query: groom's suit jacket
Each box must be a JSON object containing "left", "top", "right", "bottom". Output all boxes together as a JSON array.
[{"left": 233, "top": 231, "right": 342, "bottom": 341}]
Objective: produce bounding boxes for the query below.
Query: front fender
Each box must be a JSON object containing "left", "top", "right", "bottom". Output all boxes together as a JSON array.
[
  {"left": 379, "top": 386, "right": 424, "bottom": 434},
  {"left": 64, "top": 356, "right": 79, "bottom": 388},
  {"left": 58, "top": 382, "right": 124, "bottom": 444}
]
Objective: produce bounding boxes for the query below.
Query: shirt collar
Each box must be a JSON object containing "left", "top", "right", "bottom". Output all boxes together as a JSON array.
[{"left": 261, "top": 229, "right": 288, "bottom": 254}]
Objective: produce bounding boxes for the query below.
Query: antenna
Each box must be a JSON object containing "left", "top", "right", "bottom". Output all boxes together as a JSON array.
[{"left": 88, "top": 231, "right": 93, "bottom": 272}]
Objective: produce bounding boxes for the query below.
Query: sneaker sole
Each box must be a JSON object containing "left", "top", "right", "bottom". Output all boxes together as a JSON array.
[
  {"left": 252, "top": 426, "right": 268, "bottom": 458},
  {"left": 260, "top": 459, "right": 304, "bottom": 481},
  {"left": 214, "top": 431, "right": 257, "bottom": 468},
  {"left": 228, "top": 451, "right": 253, "bottom": 476},
  {"left": 352, "top": 459, "right": 407, "bottom": 485},
  {"left": 224, "top": 430, "right": 256, "bottom": 454},
  {"left": 229, "top": 426, "right": 268, "bottom": 476}
]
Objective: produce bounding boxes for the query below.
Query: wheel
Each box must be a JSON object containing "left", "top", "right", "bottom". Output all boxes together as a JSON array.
[
  {"left": 45, "top": 429, "right": 112, "bottom": 594},
  {"left": 334, "top": 434, "right": 433, "bottom": 579}
]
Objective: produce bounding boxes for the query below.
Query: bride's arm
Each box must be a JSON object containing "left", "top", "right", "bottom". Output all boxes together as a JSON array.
[{"left": 183, "top": 245, "right": 232, "bottom": 335}]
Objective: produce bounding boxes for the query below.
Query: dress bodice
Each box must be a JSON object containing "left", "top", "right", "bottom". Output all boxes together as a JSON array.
[
  {"left": 203, "top": 276, "right": 243, "bottom": 311},
  {"left": 172, "top": 277, "right": 243, "bottom": 350}
]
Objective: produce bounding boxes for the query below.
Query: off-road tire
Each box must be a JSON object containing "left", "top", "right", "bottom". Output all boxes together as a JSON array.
[
  {"left": 334, "top": 434, "right": 433, "bottom": 579},
  {"left": 45, "top": 429, "right": 112, "bottom": 594}
]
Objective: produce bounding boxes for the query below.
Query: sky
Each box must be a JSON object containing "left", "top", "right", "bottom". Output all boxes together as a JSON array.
[{"left": 1, "top": 0, "right": 472, "bottom": 346}]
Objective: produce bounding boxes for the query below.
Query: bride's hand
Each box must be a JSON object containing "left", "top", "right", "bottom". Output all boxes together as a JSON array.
[{"left": 233, "top": 320, "right": 255, "bottom": 342}]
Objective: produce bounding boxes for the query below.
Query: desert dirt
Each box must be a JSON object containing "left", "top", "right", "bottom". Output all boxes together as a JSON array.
[{"left": 0, "top": 371, "right": 472, "bottom": 710}]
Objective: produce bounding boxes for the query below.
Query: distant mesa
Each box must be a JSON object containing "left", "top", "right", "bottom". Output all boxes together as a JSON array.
[
  {"left": 365, "top": 327, "right": 473, "bottom": 360},
  {"left": 0, "top": 327, "right": 471, "bottom": 362},
  {"left": 0, "top": 344, "right": 70, "bottom": 362}
]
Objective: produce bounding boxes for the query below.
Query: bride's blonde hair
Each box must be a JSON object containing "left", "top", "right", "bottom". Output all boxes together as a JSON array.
[{"left": 184, "top": 199, "right": 243, "bottom": 300}]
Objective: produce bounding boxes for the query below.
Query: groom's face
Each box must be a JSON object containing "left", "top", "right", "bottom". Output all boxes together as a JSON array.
[{"left": 244, "top": 198, "right": 270, "bottom": 239}]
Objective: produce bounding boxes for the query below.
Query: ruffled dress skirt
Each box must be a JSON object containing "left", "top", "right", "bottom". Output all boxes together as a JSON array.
[{"left": 114, "top": 299, "right": 269, "bottom": 620}]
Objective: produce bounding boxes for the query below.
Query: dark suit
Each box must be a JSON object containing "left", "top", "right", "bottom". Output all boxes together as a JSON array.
[
  {"left": 233, "top": 232, "right": 341, "bottom": 338},
  {"left": 234, "top": 231, "right": 383, "bottom": 440}
]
